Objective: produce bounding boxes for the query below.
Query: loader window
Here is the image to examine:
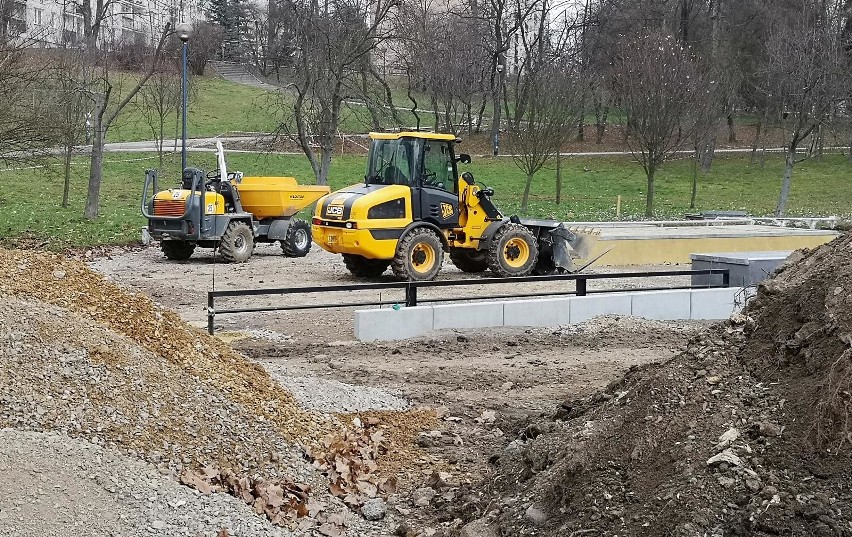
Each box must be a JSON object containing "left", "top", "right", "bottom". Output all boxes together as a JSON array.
[
  {"left": 422, "top": 141, "right": 456, "bottom": 193},
  {"left": 365, "top": 138, "right": 421, "bottom": 187}
]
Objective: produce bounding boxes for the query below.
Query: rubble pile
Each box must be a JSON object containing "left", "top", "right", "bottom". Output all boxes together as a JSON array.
[{"left": 464, "top": 234, "right": 852, "bottom": 536}]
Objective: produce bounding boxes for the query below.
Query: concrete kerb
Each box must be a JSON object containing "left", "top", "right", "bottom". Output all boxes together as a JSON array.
[
  {"left": 354, "top": 305, "right": 434, "bottom": 342},
  {"left": 631, "top": 289, "right": 692, "bottom": 321},
  {"left": 353, "top": 287, "right": 746, "bottom": 341}
]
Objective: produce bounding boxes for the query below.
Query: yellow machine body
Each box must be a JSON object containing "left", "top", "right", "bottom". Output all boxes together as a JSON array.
[
  {"left": 312, "top": 185, "right": 414, "bottom": 259},
  {"left": 312, "top": 132, "right": 495, "bottom": 260},
  {"left": 235, "top": 176, "right": 330, "bottom": 219}
]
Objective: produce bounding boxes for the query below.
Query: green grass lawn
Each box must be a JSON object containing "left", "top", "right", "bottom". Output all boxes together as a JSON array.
[
  {"left": 1, "top": 150, "right": 849, "bottom": 249},
  {"left": 109, "top": 77, "right": 280, "bottom": 142}
]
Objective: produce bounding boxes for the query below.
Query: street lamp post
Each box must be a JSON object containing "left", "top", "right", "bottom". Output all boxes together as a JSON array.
[
  {"left": 493, "top": 62, "right": 505, "bottom": 157},
  {"left": 176, "top": 22, "right": 192, "bottom": 171}
]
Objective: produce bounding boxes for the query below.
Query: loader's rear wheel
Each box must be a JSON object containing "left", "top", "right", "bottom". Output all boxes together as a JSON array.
[
  {"left": 392, "top": 227, "right": 443, "bottom": 281},
  {"left": 219, "top": 221, "right": 254, "bottom": 263},
  {"left": 281, "top": 219, "right": 312, "bottom": 258},
  {"left": 449, "top": 248, "right": 488, "bottom": 273},
  {"left": 488, "top": 223, "right": 538, "bottom": 277},
  {"left": 161, "top": 240, "right": 195, "bottom": 261},
  {"left": 343, "top": 254, "right": 390, "bottom": 277}
]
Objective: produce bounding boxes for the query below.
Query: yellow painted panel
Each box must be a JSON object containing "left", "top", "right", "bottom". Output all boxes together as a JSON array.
[{"left": 581, "top": 234, "right": 838, "bottom": 266}]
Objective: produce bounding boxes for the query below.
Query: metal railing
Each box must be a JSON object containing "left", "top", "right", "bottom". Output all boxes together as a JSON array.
[{"left": 206, "top": 268, "right": 731, "bottom": 334}]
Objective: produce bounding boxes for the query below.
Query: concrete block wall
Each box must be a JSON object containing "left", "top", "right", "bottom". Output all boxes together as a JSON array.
[{"left": 354, "top": 287, "right": 747, "bottom": 341}]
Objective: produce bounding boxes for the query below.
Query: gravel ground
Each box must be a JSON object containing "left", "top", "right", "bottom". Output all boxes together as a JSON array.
[
  {"left": 261, "top": 360, "right": 410, "bottom": 413},
  {"left": 0, "top": 429, "right": 292, "bottom": 537}
]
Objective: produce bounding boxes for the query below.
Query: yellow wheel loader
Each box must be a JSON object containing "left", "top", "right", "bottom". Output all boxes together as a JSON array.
[
  {"left": 142, "top": 142, "right": 330, "bottom": 262},
  {"left": 312, "top": 132, "right": 588, "bottom": 280}
]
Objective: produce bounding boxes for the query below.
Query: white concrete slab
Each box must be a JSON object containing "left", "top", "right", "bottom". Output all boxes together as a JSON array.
[
  {"left": 632, "top": 290, "right": 691, "bottom": 320},
  {"left": 354, "top": 306, "right": 434, "bottom": 341},
  {"left": 690, "top": 287, "right": 745, "bottom": 320},
  {"left": 432, "top": 302, "right": 503, "bottom": 330},
  {"left": 570, "top": 294, "right": 632, "bottom": 324},
  {"left": 503, "top": 297, "right": 572, "bottom": 327}
]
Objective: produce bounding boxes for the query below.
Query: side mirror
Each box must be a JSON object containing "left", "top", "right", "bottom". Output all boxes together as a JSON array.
[{"left": 456, "top": 153, "right": 472, "bottom": 164}]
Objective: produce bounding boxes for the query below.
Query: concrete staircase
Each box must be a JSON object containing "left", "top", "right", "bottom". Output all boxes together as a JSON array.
[{"left": 209, "top": 61, "right": 282, "bottom": 92}]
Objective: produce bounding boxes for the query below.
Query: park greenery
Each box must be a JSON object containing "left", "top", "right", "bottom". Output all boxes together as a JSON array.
[
  {"left": 1, "top": 147, "right": 848, "bottom": 249},
  {"left": 2, "top": 0, "right": 852, "bottom": 246}
]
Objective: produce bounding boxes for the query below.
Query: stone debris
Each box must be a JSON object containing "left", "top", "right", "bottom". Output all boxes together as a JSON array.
[{"left": 460, "top": 233, "right": 852, "bottom": 536}]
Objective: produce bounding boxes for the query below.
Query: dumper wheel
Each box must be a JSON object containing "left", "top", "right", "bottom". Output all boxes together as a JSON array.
[
  {"left": 343, "top": 254, "right": 390, "bottom": 277},
  {"left": 449, "top": 248, "right": 488, "bottom": 273},
  {"left": 488, "top": 223, "right": 538, "bottom": 277},
  {"left": 219, "top": 221, "right": 254, "bottom": 263},
  {"left": 161, "top": 240, "right": 195, "bottom": 261},
  {"left": 281, "top": 219, "right": 312, "bottom": 258},
  {"left": 392, "top": 227, "right": 444, "bottom": 281}
]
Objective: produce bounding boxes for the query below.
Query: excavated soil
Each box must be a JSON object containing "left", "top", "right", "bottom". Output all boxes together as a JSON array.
[{"left": 459, "top": 234, "right": 852, "bottom": 537}]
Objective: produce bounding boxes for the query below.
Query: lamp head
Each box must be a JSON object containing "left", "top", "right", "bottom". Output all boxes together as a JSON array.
[{"left": 176, "top": 22, "right": 192, "bottom": 42}]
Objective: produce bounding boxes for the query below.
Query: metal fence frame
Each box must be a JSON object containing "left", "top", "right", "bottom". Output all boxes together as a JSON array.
[{"left": 206, "top": 269, "right": 731, "bottom": 334}]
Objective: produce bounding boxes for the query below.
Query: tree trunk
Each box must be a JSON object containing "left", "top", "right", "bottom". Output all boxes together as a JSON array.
[
  {"left": 750, "top": 119, "right": 762, "bottom": 165},
  {"left": 775, "top": 145, "right": 795, "bottom": 217},
  {"left": 848, "top": 130, "right": 852, "bottom": 163},
  {"left": 595, "top": 104, "right": 608, "bottom": 144},
  {"left": 84, "top": 126, "right": 105, "bottom": 219},
  {"left": 556, "top": 151, "right": 562, "bottom": 205},
  {"left": 645, "top": 164, "right": 656, "bottom": 218},
  {"left": 727, "top": 114, "right": 736, "bottom": 143},
  {"left": 521, "top": 172, "right": 534, "bottom": 213},
  {"left": 691, "top": 151, "right": 699, "bottom": 209},
  {"left": 700, "top": 138, "right": 716, "bottom": 172},
  {"left": 62, "top": 142, "right": 73, "bottom": 208},
  {"left": 317, "top": 145, "right": 333, "bottom": 185}
]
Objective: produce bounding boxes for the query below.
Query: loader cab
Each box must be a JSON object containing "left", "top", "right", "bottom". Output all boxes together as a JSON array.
[{"left": 365, "top": 133, "right": 460, "bottom": 228}]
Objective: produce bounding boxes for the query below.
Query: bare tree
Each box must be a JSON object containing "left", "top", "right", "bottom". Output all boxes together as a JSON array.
[
  {"left": 46, "top": 50, "right": 89, "bottom": 208},
  {"left": 0, "top": 34, "right": 55, "bottom": 165},
  {"left": 82, "top": 24, "right": 172, "bottom": 219},
  {"left": 139, "top": 64, "right": 182, "bottom": 169},
  {"left": 272, "top": 0, "right": 400, "bottom": 185},
  {"left": 506, "top": 5, "right": 583, "bottom": 212},
  {"left": 758, "top": 14, "right": 847, "bottom": 217},
  {"left": 611, "top": 32, "right": 705, "bottom": 217}
]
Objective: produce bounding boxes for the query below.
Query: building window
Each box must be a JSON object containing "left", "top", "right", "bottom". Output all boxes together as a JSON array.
[{"left": 33, "top": 8, "right": 42, "bottom": 25}]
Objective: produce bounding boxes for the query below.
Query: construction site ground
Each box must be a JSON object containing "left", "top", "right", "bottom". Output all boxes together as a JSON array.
[
  {"left": 78, "top": 244, "right": 703, "bottom": 535},
  {"left": 8, "top": 235, "right": 852, "bottom": 536}
]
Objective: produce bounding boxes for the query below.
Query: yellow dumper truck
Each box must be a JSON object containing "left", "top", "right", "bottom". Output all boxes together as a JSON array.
[{"left": 142, "top": 142, "right": 329, "bottom": 262}]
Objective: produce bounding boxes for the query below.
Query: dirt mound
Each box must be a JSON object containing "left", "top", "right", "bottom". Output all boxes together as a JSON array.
[
  {"left": 460, "top": 234, "right": 852, "bottom": 536},
  {"left": 0, "top": 248, "right": 318, "bottom": 442},
  {"left": 0, "top": 248, "right": 340, "bottom": 528}
]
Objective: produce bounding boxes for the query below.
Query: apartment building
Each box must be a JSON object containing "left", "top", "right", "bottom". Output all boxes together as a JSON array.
[{"left": 4, "top": 0, "right": 203, "bottom": 47}]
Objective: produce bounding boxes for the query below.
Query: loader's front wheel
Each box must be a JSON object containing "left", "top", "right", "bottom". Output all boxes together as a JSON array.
[
  {"left": 392, "top": 227, "right": 443, "bottom": 281},
  {"left": 449, "top": 248, "right": 488, "bottom": 273},
  {"left": 488, "top": 223, "right": 538, "bottom": 277},
  {"left": 219, "top": 221, "right": 254, "bottom": 263},
  {"left": 343, "top": 254, "right": 390, "bottom": 277},
  {"left": 161, "top": 240, "right": 195, "bottom": 261},
  {"left": 281, "top": 219, "right": 312, "bottom": 258}
]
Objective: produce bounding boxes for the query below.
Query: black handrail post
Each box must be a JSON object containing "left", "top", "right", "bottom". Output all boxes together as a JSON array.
[
  {"left": 405, "top": 283, "right": 418, "bottom": 307},
  {"left": 207, "top": 292, "right": 215, "bottom": 334},
  {"left": 722, "top": 269, "right": 730, "bottom": 288},
  {"left": 576, "top": 277, "right": 587, "bottom": 296}
]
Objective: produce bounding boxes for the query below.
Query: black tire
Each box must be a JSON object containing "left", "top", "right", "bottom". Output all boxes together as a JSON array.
[
  {"left": 449, "top": 248, "right": 488, "bottom": 273},
  {"left": 487, "top": 223, "right": 539, "bottom": 277},
  {"left": 281, "top": 219, "right": 312, "bottom": 258},
  {"left": 219, "top": 221, "right": 254, "bottom": 263},
  {"left": 392, "top": 227, "right": 444, "bottom": 281},
  {"left": 161, "top": 240, "right": 195, "bottom": 261},
  {"left": 342, "top": 254, "right": 391, "bottom": 277}
]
